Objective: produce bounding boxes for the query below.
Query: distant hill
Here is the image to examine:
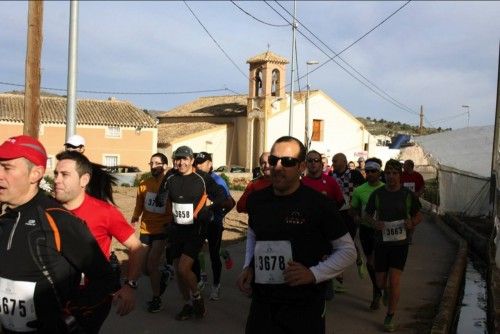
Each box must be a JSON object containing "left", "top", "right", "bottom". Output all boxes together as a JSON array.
[{"left": 356, "top": 117, "right": 451, "bottom": 137}]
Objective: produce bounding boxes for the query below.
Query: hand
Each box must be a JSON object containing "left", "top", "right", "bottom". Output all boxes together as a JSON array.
[
  {"left": 283, "top": 261, "right": 315, "bottom": 286},
  {"left": 405, "top": 219, "right": 414, "bottom": 230},
  {"left": 374, "top": 220, "right": 385, "bottom": 231},
  {"left": 130, "top": 217, "right": 139, "bottom": 227},
  {"left": 237, "top": 267, "right": 253, "bottom": 296},
  {"left": 113, "top": 285, "right": 136, "bottom": 316}
]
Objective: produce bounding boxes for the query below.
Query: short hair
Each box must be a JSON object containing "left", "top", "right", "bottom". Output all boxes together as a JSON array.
[
  {"left": 307, "top": 150, "right": 322, "bottom": 159},
  {"left": 152, "top": 152, "right": 168, "bottom": 165},
  {"left": 366, "top": 157, "right": 382, "bottom": 166},
  {"left": 55, "top": 150, "right": 93, "bottom": 177},
  {"left": 259, "top": 152, "right": 270, "bottom": 164},
  {"left": 385, "top": 159, "right": 402, "bottom": 174},
  {"left": 404, "top": 159, "right": 415, "bottom": 168},
  {"left": 272, "top": 136, "right": 306, "bottom": 162}
]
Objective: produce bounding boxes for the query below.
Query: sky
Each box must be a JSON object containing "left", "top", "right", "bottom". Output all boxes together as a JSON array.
[{"left": 1, "top": 1, "right": 499, "bottom": 129}]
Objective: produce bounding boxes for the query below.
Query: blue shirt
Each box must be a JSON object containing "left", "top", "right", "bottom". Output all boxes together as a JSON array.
[{"left": 210, "top": 172, "right": 231, "bottom": 223}]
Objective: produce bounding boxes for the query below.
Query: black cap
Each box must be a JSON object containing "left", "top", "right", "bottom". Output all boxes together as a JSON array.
[
  {"left": 173, "top": 145, "right": 193, "bottom": 158},
  {"left": 194, "top": 151, "right": 212, "bottom": 165}
]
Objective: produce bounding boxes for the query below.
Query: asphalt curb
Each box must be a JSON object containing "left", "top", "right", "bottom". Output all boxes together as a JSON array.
[{"left": 419, "top": 203, "right": 468, "bottom": 334}]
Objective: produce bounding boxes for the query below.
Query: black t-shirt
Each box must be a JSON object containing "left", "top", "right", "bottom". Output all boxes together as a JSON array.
[
  {"left": 365, "top": 186, "right": 421, "bottom": 245},
  {"left": 247, "top": 184, "right": 348, "bottom": 303},
  {"left": 0, "top": 191, "right": 114, "bottom": 333}
]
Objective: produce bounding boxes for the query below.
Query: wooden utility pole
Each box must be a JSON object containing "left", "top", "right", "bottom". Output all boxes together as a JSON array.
[
  {"left": 24, "top": 1, "right": 44, "bottom": 137},
  {"left": 419, "top": 105, "right": 424, "bottom": 134}
]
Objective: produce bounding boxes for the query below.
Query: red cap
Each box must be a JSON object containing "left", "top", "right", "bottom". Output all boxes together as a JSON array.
[{"left": 0, "top": 135, "right": 47, "bottom": 168}]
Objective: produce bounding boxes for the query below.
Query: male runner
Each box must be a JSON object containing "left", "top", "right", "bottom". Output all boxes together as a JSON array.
[
  {"left": 0, "top": 135, "right": 114, "bottom": 333},
  {"left": 131, "top": 153, "right": 171, "bottom": 312},
  {"left": 237, "top": 136, "right": 356, "bottom": 334},
  {"left": 158, "top": 146, "right": 231, "bottom": 320},
  {"left": 350, "top": 158, "right": 385, "bottom": 310},
  {"left": 236, "top": 152, "right": 271, "bottom": 213},
  {"left": 365, "top": 159, "right": 422, "bottom": 332},
  {"left": 194, "top": 152, "right": 236, "bottom": 300},
  {"left": 54, "top": 151, "right": 145, "bottom": 331}
]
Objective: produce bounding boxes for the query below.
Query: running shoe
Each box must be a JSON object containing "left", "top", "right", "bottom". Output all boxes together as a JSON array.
[
  {"left": 209, "top": 284, "right": 221, "bottom": 301},
  {"left": 370, "top": 291, "right": 382, "bottom": 310},
  {"left": 220, "top": 249, "right": 234, "bottom": 270},
  {"left": 159, "top": 265, "right": 174, "bottom": 296},
  {"left": 382, "top": 289, "right": 389, "bottom": 306},
  {"left": 198, "top": 272, "right": 208, "bottom": 291},
  {"left": 193, "top": 296, "right": 206, "bottom": 319},
  {"left": 383, "top": 313, "right": 397, "bottom": 332},
  {"left": 357, "top": 260, "right": 367, "bottom": 279},
  {"left": 175, "top": 304, "right": 194, "bottom": 321},
  {"left": 147, "top": 296, "right": 162, "bottom": 313}
]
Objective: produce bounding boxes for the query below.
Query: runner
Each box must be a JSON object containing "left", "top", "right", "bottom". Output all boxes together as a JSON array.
[
  {"left": 365, "top": 159, "right": 422, "bottom": 332},
  {"left": 0, "top": 135, "right": 115, "bottom": 333},
  {"left": 331, "top": 152, "right": 366, "bottom": 291},
  {"left": 401, "top": 159, "right": 425, "bottom": 197},
  {"left": 64, "top": 134, "right": 86, "bottom": 153},
  {"left": 237, "top": 136, "right": 356, "bottom": 334},
  {"left": 131, "top": 153, "right": 171, "bottom": 313},
  {"left": 54, "top": 150, "right": 145, "bottom": 332},
  {"left": 350, "top": 158, "right": 385, "bottom": 310},
  {"left": 158, "top": 146, "right": 231, "bottom": 320},
  {"left": 236, "top": 152, "right": 271, "bottom": 213},
  {"left": 194, "top": 152, "right": 236, "bottom": 301}
]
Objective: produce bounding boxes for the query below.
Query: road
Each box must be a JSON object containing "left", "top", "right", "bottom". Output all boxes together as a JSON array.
[{"left": 101, "top": 215, "right": 455, "bottom": 334}]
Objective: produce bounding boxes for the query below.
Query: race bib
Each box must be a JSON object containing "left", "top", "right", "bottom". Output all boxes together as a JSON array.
[
  {"left": 254, "top": 240, "right": 293, "bottom": 284},
  {"left": 403, "top": 182, "right": 415, "bottom": 192},
  {"left": 0, "top": 277, "right": 37, "bottom": 332},
  {"left": 144, "top": 192, "right": 166, "bottom": 214},
  {"left": 382, "top": 220, "right": 407, "bottom": 242},
  {"left": 172, "top": 203, "right": 194, "bottom": 225}
]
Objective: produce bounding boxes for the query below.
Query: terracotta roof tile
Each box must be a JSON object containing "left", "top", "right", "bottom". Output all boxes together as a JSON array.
[
  {"left": 159, "top": 95, "right": 247, "bottom": 118},
  {"left": 247, "top": 51, "right": 289, "bottom": 64},
  {"left": 0, "top": 94, "right": 157, "bottom": 127},
  {"left": 158, "top": 122, "right": 223, "bottom": 145}
]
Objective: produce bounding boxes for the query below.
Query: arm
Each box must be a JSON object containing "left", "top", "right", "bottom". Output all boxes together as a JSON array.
[
  {"left": 112, "top": 235, "right": 145, "bottom": 316},
  {"left": 237, "top": 227, "right": 256, "bottom": 295},
  {"left": 415, "top": 174, "right": 425, "bottom": 197},
  {"left": 131, "top": 183, "right": 145, "bottom": 224},
  {"left": 236, "top": 182, "right": 254, "bottom": 213}
]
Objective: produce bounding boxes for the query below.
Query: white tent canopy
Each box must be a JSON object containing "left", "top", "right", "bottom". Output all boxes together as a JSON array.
[{"left": 415, "top": 126, "right": 493, "bottom": 216}]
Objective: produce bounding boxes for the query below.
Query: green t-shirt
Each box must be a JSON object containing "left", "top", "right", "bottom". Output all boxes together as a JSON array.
[{"left": 351, "top": 181, "right": 384, "bottom": 227}]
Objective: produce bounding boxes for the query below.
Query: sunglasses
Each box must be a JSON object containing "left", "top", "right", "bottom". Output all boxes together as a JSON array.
[
  {"left": 306, "top": 158, "right": 321, "bottom": 163},
  {"left": 365, "top": 169, "right": 379, "bottom": 174},
  {"left": 268, "top": 155, "right": 300, "bottom": 167}
]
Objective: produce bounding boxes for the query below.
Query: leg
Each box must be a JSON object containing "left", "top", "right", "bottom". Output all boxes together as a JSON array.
[
  {"left": 207, "top": 222, "right": 223, "bottom": 286},
  {"left": 387, "top": 268, "right": 402, "bottom": 315},
  {"left": 176, "top": 254, "right": 197, "bottom": 301}
]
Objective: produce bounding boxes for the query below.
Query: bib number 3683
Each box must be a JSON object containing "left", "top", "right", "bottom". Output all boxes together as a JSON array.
[
  {"left": 254, "top": 240, "right": 292, "bottom": 284},
  {"left": 382, "top": 220, "right": 407, "bottom": 242},
  {"left": 0, "top": 277, "right": 37, "bottom": 332}
]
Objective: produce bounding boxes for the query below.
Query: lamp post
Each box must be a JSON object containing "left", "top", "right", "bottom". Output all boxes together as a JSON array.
[
  {"left": 305, "top": 60, "right": 319, "bottom": 149},
  {"left": 462, "top": 105, "right": 470, "bottom": 128}
]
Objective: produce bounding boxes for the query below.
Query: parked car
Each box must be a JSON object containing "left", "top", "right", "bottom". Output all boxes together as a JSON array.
[
  {"left": 214, "top": 165, "right": 248, "bottom": 173},
  {"left": 105, "top": 165, "right": 141, "bottom": 186}
]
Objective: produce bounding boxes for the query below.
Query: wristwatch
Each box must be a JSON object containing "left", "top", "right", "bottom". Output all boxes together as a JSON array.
[{"left": 124, "top": 279, "right": 138, "bottom": 289}]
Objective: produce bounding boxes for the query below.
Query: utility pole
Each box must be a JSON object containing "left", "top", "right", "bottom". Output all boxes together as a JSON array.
[
  {"left": 462, "top": 105, "right": 470, "bottom": 128},
  {"left": 419, "top": 105, "right": 424, "bottom": 134},
  {"left": 66, "top": 1, "right": 79, "bottom": 141},
  {"left": 288, "top": 0, "right": 297, "bottom": 136},
  {"left": 24, "top": 1, "right": 44, "bottom": 137}
]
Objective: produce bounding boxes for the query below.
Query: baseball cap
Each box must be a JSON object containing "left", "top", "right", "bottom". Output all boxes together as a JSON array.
[
  {"left": 0, "top": 135, "right": 47, "bottom": 167},
  {"left": 194, "top": 152, "right": 212, "bottom": 165},
  {"left": 65, "top": 134, "right": 86, "bottom": 147},
  {"left": 173, "top": 146, "right": 193, "bottom": 158},
  {"left": 365, "top": 161, "right": 381, "bottom": 171}
]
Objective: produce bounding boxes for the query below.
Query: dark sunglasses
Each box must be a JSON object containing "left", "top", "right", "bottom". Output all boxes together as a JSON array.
[
  {"left": 365, "top": 169, "right": 379, "bottom": 174},
  {"left": 268, "top": 155, "right": 300, "bottom": 167},
  {"left": 306, "top": 158, "right": 321, "bottom": 163}
]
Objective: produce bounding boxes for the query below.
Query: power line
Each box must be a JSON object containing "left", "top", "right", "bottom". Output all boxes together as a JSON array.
[
  {"left": 183, "top": 1, "right": 248, "bottom": 80},
  {"left": 230, "top": 1, "right": 289, "bottom": 27},
  {"left": 0, "top": 80, "right": 238, "bottom": 96}
]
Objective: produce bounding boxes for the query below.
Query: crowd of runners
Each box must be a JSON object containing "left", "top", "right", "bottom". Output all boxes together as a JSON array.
[{"left": 0, "top": 133, "right": 424, "bottom": 333}]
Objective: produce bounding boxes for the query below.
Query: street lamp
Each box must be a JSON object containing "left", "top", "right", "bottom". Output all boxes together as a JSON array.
[
  {"left": 462, "top": 105, "right": 470, "bottom": 128},
  {"left": 305, "top": 60, "right": 319, "bottom": 149}
]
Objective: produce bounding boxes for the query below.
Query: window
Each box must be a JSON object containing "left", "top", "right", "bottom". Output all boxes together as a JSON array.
[
  {"left": 311, "top": 119, "right": 323, "bottom": 142},
  {"left": 106, "top": 126, "right": 121, "bottom": 138},
  {"left": 255, "top": 69, "right": 263, "bottom": 97},
  {"left": 271, "top": 69, "right": 280, "bottom": 96},
  {"left": 104, "top": 155, "right": 119, "bottom": 167},
  {"left": 46, "top": 156, "right": 53, "bottom": 170}
]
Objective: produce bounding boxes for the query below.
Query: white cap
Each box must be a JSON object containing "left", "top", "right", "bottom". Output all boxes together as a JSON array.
[{"left": 65, "top": 134, "right": 86, "bottom": 147}]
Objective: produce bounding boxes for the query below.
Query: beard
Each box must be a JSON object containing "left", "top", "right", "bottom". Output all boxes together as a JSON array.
[{"left": 151, "top": 167, "right": 163, "bottom": 178}]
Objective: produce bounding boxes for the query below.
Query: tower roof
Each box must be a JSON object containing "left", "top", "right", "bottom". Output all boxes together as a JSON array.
[{"left": 247, "top": 51, "right": 289, "bottom": 65}]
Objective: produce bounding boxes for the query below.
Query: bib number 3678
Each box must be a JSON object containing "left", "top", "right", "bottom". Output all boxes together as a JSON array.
[{"left": 254, "top": 240, "right": 292, "bottom": 284}]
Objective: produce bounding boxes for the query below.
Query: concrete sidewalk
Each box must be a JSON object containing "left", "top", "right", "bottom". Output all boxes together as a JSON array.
[{"left": 101, "top": 215, "right": 456, "bottom": 333}]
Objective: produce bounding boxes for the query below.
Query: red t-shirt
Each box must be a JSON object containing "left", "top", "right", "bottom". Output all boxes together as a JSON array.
[
  {"left": 302, "top": 174, "right": 345, "bottom": 205},
  {"left": 401, "top": 171, "right": 425, "bottom": 194},
  {"left": 236, "top": 177, "right": 272, "bottom": 213},
  {"left": 71, "top": 194, "right": 135, "bottom": 257}
]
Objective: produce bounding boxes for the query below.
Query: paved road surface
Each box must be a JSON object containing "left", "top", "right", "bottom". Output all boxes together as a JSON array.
[{"left": 101, "top": 215, "right": 455, "bottom": 333}]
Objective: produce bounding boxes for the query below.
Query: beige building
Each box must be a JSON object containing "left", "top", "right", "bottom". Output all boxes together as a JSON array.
[
  {"left": 0, "top": 94, "right": 157, "bottom": 172},
  {"left": 158, "top": 51, "right": 377, "bottom": 169}
]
